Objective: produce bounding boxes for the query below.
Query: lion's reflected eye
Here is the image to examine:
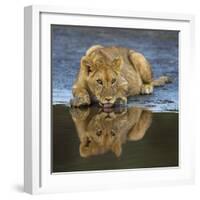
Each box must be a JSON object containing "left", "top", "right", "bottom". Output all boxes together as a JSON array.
[
  {"left": 85, "top": 137, "right": 91, "bottom": 147},
  {"left": 96, "top": 79, "right": 103, "bottom": 85},
  {"left": 96, "top": 130, "right": 102, "bottom": 136},
  {"left": 111, "top": 78, "right": 116, "bottom": 85},
  {"left": 111, "top": 130, "right": 116, "bottom": 136}
]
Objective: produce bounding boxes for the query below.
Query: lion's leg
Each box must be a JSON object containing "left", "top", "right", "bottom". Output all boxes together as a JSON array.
[
  {"left": 70, "top": 107, "right": 90, "bottom": 121},
  {"left": 115, "top": 88, "right": 128, "bottom": 105},
  {"left": 70, "top": 109, "right": 88, "bottom": 140},
  {"left": 115, "top": 77, "right": 129, "bottom": 105},
  {"left": 127, "top": 109, "right": 152, "bottom": 141},
  {"left": 129, "top": 51, "right": 154, "bottom": 94},
  {"left": 70, "top": 108, "right": 91, "bottom": 157}
]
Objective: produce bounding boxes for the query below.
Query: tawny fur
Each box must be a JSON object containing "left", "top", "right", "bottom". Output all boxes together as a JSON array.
[
  {"left": 70, "top": 107, "right": 152, "bottom": 157},
  {"left": 70, "top": 45, "right": 170, "bottom": 107}
]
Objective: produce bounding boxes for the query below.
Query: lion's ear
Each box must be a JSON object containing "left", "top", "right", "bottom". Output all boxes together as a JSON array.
[
  {"left": 81, "top": 56, "right": 95, "bottom": 75},
  {"left": 112, "top": 140, "right": 122, "bottom": 157},
  {"left": 79, "top": 143, "right": 90, "bottom": 158},
  {"left": 112, "top": 56, "right": 122, "bottom": 74}
]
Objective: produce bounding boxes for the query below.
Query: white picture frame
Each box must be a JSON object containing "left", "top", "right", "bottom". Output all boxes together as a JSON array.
[{"left": 24, "top": 5, "right": 195, "bottom": 194}]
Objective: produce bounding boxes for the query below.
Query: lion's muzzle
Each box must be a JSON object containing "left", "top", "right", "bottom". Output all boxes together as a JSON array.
[{"left": 99, "top": 96, "right": 116, "bottom": 108}]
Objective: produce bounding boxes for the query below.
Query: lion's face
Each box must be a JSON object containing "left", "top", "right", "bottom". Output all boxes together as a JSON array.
[
  {"left": 87, "top": 68, "right": 120, "bottom": 107},
  {"left": 87, "top": 111, "right": 118, "bottom": 145},
  {"left": 81, "top": 55, "right": 127, "bottom": 107},
  {"left": 80, "top": 110, "right": 123, "bottom": 157}
]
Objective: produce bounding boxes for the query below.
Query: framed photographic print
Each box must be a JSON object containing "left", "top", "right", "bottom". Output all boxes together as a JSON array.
[{"left": 24, "top": 5, "right": 195, "bottom": 194}]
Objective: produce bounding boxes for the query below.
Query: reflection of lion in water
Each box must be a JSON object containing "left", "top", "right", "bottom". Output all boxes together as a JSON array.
[
  {"left": 70, "top": 107, "right": 152, "bottom": 157},
  {"left": 70, "top": 45, "right": 170, "bottom": 108}
]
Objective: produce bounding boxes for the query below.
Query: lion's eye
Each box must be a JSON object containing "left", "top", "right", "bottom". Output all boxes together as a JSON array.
[
  {"left": 111, "top": 78, "right": 116, "bottom": 85},
  {"left": 96, "top": 130, "right": 102, "bottom": 136},
  {"left": 96, "top": 79, "right": 103, "bottom": 85},
  {"left": 111, "top": 130, "right": 116, "bottom": 136}
]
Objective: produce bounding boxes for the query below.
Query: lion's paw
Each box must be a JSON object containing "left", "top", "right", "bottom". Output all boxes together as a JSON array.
[
  {"left": 116, "top": 96, "right": 127, "bottom": 106},
  {"left": 141, "top": 84, "right": 153, "bottom": 95},
  {"left": 70, "top": 95, "right": 91, "bottom": 107},
  {"left": 70, "top": 107, "right": 90, "bottom": 121}
]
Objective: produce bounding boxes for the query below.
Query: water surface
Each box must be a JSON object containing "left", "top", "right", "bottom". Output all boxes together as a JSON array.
[{"left": 52, "top": 105, "right": 178, "bottom": 173}]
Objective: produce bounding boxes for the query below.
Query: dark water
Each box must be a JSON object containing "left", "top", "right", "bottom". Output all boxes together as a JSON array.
[
  {"left": 51, "top": 25, "right": 178, "bottom": 112},
  {"left": 52, "top": 105, "right": 178, "bottom": 173}
]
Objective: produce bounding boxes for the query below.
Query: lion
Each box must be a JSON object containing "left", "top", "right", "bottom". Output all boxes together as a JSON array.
[
  {"left": 70, "top": 106, "right": 152, "bottom": 158},
  {"left": 70, "top": 45, "right": 170, "bottom": 108}
]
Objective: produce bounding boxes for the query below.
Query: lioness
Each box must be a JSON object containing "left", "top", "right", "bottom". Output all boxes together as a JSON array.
[
  {"left": 70, "top": 45, "right": 170, "bottom": 107},
  {"left": 70, "top": 107, "right": 152, "bottom": 157}
]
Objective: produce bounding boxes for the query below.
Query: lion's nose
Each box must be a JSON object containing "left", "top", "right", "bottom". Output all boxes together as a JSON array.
[{"left": 105, "top": 96, "right": 112, "bottom": 102}]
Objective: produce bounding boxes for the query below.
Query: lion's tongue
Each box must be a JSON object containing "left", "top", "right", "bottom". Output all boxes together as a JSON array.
[
  {"left": 102, "top": 104, "right": 113, "bottom": 113},
  {"left": 103, "top": 103, "right": 113, "bottom": 108}
]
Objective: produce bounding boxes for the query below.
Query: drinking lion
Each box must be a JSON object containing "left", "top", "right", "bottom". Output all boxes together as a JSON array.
[{"left": 70, "top": 45, "right": 170, "bottom": 108}]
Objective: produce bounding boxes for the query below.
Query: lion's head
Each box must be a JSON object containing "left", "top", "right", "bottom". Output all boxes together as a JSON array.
[
  {"left": 79, "top": 109, "right": 125, "bottom": 158},
  {"left": 81, "top": 51, "right": 128, "bottom": 108}
]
